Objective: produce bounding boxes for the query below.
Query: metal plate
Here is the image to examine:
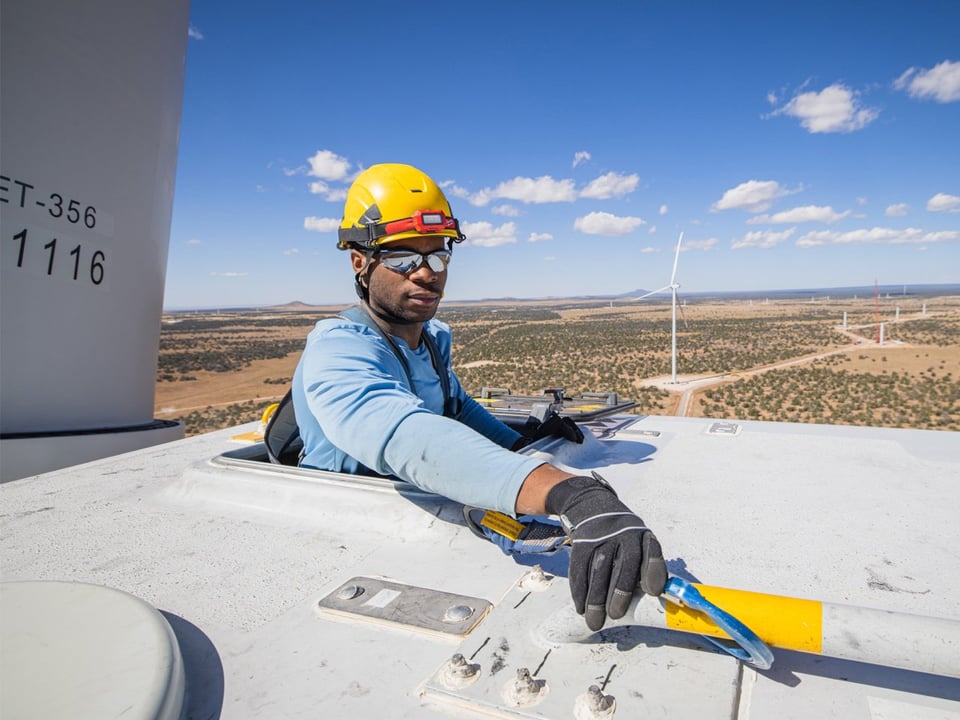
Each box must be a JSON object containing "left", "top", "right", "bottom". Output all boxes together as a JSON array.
[{"left": 317, "top": 576, "right": 492, "bottom": 638}]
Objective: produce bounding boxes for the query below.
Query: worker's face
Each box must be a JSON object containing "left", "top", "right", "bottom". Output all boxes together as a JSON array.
[{"left": 352, "top": 234, "right": 449, "bottom": 324}]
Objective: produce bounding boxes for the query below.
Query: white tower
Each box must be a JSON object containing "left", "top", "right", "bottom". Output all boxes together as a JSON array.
[{"left": 1, "top": 0, "right": 190, "bottom": 480}]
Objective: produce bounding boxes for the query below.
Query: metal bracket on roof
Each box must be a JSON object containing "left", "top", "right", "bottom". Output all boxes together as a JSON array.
[
  {"left": 706, "top": 421, "right": 741, "bottom": 437},
  {"left": 317, "top": 576, "right": 492, "bottom": 638}
]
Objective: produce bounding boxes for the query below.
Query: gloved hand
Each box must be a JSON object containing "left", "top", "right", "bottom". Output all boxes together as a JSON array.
[
  {"left": 545, "top": 473, "right": 667, "bottom": 631},
  {"left": 532, "top": 413, "right": 584, "bottom": 444}
]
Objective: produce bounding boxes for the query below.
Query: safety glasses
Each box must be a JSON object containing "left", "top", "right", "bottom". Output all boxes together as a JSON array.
[{"left": 375, "top": 248, "right": 452, "bottom": 275}]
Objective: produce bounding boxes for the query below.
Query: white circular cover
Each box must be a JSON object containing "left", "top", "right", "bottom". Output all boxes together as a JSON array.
[{"left": 0, "top": 581, "right": 185, "bottom": 719}]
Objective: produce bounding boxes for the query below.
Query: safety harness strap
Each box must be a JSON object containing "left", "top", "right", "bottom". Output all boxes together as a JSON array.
[{"left": 340, "top": 304, "right": 461, "bottom": 419}]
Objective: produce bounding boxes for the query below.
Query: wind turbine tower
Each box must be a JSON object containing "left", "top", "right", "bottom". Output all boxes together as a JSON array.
[{"left": 637, "top": 232, "right": 685, "bottom": 384}]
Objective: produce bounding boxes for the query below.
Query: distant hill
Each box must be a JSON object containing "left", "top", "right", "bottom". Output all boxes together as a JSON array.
[
  {"left": 270, "top": 300, "right": 323, "bottom": 311},
  {"left": 164, "top": 283, "right": 960, "bottom": 313}
]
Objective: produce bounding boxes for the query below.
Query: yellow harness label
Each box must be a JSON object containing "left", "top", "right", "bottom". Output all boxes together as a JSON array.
[{"left": 480, "top": 511, "right": 525, "bottom": 541}]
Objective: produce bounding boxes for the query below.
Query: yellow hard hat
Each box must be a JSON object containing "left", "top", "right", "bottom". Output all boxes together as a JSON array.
[{"left": 337, "top": 163, "right": 465, "bottom": 250}]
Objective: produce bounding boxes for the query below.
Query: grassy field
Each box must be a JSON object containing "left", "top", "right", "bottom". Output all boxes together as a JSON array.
[{"left": 156, "top": 294, "right": 960, "bottom": 435}]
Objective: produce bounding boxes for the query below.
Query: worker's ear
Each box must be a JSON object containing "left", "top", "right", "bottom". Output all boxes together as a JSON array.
[{"left": 350, "top": 250, "right": 366, "bottom": 274}]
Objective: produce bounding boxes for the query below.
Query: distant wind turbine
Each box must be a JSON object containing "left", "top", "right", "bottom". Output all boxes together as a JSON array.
[{"left": 637, "top": 231, "right": 686, "bottom": 384}]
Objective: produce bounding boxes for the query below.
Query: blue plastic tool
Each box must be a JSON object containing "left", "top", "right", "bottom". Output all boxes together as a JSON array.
[{"left": 662, "top": 577, "right": 775, "bottom": 670}]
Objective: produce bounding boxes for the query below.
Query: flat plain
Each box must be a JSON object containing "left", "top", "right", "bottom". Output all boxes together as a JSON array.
[{"left": 156, "top": 293, "right": 960, "bottom": 435}]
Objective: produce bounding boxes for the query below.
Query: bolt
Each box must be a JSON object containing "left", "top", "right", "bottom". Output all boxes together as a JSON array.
[
  {"left": 447, "top": 654, "right": 479, "bottom": 679},
  {"left": 585, "top": 685, "right": 613, "bottom": 712},
  {"left": 519, "top": 564, "right": 553, "bottom": 591},
  {"left": 443, "top": 604, "right": 474, "bottom": 623},
  {"left": 502, "top": 667, "right": 548, "bottom": 706},
  {"left": 336, "top": 584, "right": 364, "bottom": 601},
  {"left": 439, "top": 653, "right": 481, "bottom": 689},
  {"left": 574, "top": 684, "right": 616, "bottom": 719},
  {"left": 514, "top": 668, "right": 541, "bottom": 696}
]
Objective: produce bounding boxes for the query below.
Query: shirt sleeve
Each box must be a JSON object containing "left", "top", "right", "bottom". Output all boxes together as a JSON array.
[
  {"left": 383, "top": 412, "right": 543, "bottom": 515},
  {"left": 298, "top": 321, "right": 541, "bottom": 515},
  {"left": 455, "top": 394, "right": 524, "bottom": 450}
]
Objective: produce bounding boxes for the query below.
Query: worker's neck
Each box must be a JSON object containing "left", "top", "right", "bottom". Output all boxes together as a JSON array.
[
  {"left": 363, "top": 302, "right": 422, "bottom": 348},
  {"left": 385, "top": 321, "right": 422, "bottom": 349}
]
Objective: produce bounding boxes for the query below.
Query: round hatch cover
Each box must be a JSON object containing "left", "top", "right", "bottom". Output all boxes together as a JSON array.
[{"left": 0, "top": 580, "right": 185, "bottom": 720}]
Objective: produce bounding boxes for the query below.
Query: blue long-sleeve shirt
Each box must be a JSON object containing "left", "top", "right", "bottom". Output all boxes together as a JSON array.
[{"left": 292, "top": 314, "right": 543, "bottom": 515}]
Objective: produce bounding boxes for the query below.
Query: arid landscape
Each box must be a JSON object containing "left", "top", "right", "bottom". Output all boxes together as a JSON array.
[{"left": 156, "top": 292, "right": 960, "bottom": 436}]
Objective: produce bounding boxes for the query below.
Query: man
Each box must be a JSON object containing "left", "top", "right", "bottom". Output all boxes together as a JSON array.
[{"left": 292, "top": 163, "right": 666, "bottom": 630}]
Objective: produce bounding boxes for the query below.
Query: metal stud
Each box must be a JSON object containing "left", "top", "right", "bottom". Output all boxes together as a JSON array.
[
  {"left": 336, "top": 584, "right": 364, "bottom": 601},
  {"left": 443, "top": 604, "right": 474, "bottom": 623}
]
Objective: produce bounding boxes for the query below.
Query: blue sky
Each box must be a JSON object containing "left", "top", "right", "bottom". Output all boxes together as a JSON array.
[{"left": 165, "top": 1, "right": 960, "bottom": 309}]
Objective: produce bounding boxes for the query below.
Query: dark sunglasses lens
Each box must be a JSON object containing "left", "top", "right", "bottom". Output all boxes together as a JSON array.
[{"left": 380, "top": 252, "right": 420, "bottom": 273}]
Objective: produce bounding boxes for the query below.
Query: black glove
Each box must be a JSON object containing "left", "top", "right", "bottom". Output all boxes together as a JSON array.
[
  {"left": 512, "top": 413, "right": 584, "bottom": 451},
  {"left": 533, "top": 413, "right": 584, "bottom": 444},
  {"left": 546, "top": 473, "right": 667, "bottom": 631}
]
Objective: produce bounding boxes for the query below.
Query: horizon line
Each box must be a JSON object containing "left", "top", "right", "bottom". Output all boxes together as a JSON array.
[{"left": 162, "top": 281, "right": 960, "bottom": 313}]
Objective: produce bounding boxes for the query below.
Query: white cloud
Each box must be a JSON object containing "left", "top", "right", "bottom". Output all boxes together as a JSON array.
[
  {"left": 640, "top": 246, "right": 660, "bottom": 253},
  {"left": 648, "top": 225, "right": 657, "bottom": 234},
  {"left": 712, "top": 180, "right": 797, "bottom": 213},
  {"left": 885, "top": 203, "right": 909, "bottom": 217},
  {"left": 731, "top": 228, "right": 797, "bottom": 250},
  {"left": 186, "top": 238, "right": 201, "bottom": 245},
  {"left": 573, "top": 211, "right": 645, "bottom": 236},
  {"left": 894, "top": 60, "right": 960, "bottom": 103},
  {"left": 283, "top": 248, "right": 300, "bottom": 256},
  {"left": 461, "top": 221, "right": 517, "bottom": 247},
  {"left": 683, "top": 237, "right": 719, "bottom": 251},
  {"left": 304, "top": 216, "right": 340, "bottom": 232},
  {"left": 747, "top": 205, "right": 850, "bottom": 225},
  {"left": 659, "top": 205, "right": 668, "bottom": 216},
  {"left": 309, "top": 181, "right": 347, "bottom": 202},
  {"left": 579, "top": 171, "right": 639, "bottom": 199},
  {"left": 768, "top": 83, "right": 878, "bottom": 133},
  {"left": 573, "top": 151, "right": 592, "bottom": 168},
  {"left": 857, "top": 197, "right": 868, "bottom": 207},
  {"left": 209, "top": 271, "right": 249, "bottom": 277},
  {"left": 307, "top": 150, "right": 351, "bottom": 180},
  {"left": 491, "top": 204, "right": 521, "bottom": 217},
  {"left": 445, "top": 184, "right": 472, "bottom": 200},
  {"left": 528, "top": 232, "right": 553, "bottom": 243},
  {"left": 927, "top": 192, "right": 960, "bottom": 213},
  {"left": 796, "top": 227, "right": 960, "bottom": 247},
  {"left": 188, "top": 25, "right": 204, "bottom": 40},
  {"left": 467, "top": 176, "right": 577, "bottom": 206}
]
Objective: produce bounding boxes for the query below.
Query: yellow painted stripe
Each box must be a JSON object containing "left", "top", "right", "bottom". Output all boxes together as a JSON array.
[{"left": 665, "top": 584, "right": 823, "bottom": 653}]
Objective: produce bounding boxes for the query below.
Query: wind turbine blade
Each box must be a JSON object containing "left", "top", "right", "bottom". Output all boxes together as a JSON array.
[
  {"left": 670, "top": 231, "right": 684, "bottom": 285},
  {"left": 636, "top": 284, "right": 672, "bottom": 300}
]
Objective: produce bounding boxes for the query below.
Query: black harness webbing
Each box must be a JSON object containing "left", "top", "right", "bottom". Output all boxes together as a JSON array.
[
  {"left": 338, "top": 304, "right": 461, "bottom": 419},
  {"left": 264, "top": 304, "right": 460, "bottom": 465}
]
